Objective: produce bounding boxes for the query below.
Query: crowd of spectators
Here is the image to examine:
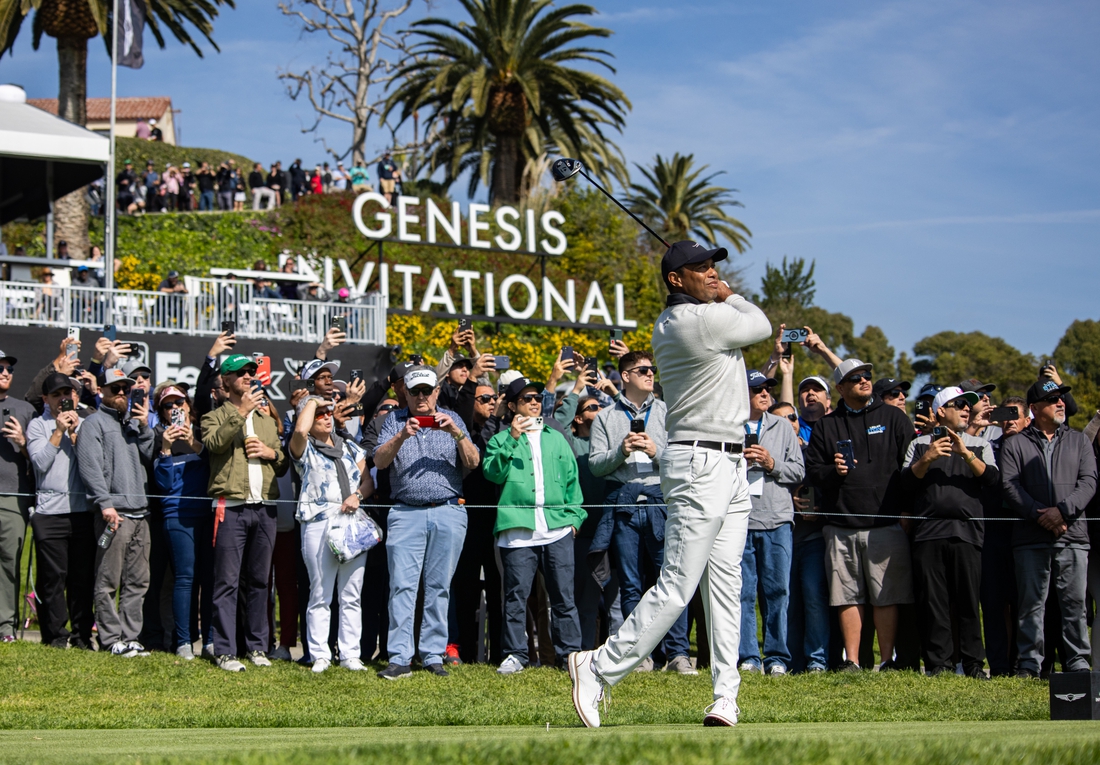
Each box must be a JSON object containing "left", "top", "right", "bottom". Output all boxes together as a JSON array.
[
  {"left": 0, "top": 318, "right": 1097, "bottom": 683},
  {"left": 111, "top": 153, "right": 403, "bottom": 217}
]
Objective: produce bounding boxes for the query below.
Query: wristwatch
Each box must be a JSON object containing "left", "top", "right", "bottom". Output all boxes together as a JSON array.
[
  {"left": 452, "top": 431, "right": 466, "bottom": 443},
  {"left": 354, "top": 489, "right": 365, "bottom": 502}
]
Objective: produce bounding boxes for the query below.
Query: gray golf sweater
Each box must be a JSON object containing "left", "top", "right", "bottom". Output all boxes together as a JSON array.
[
  {"left": 76, "top": 404, "right": 154, "bottom": 515},
  {"left": 651, "top": 294, "right": 772, "bottom": 444},
  {"left": 589, "top": 393, "right": 666, "bottom": 487}
]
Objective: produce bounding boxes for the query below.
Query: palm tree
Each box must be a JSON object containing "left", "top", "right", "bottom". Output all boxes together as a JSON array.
[
  {"left": 383, "top": 0, "right": 630, "bottom": 205},
  {"left": 0, "top": 0, "right": 235, "bottom": 257},
  {"left": 626, "top": 152, "right": 752, "bottom": 253}
]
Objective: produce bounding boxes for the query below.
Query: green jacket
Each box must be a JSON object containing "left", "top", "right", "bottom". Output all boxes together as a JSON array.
[
  {"left": 201, "top": 402, "right": 289, "bottom": 501},
  {"left": 483, "top": 425, "right": 586, "bottom": 536}
]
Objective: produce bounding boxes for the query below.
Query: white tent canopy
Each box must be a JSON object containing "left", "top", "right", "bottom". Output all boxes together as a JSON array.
[{"left": 0, "top": 84, "right": 108, "bottom": 224}]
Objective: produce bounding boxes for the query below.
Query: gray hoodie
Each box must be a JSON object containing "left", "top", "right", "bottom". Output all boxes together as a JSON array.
[
  {"left": 76, "top": 405, "right": 154, "bottom": 515},
  {"left": 589, "top": 393, "right": 666, "bottom": 489},
  {"left": 746, "top": 411, "right": 805, "bottom": 530},
  {"left": 26, "top": 413, "right": 88, "bottom": 515}
]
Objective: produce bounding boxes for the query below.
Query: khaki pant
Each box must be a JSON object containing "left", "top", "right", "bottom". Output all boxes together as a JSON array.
[{"left": 593, "top": 444, "right": 751, "bottom": 701}]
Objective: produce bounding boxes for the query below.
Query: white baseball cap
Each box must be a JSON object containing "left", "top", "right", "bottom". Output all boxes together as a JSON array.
[
  {"left": 498, "top": 370, "right": 524, "bottom": 389},
  {"left": 404, "top": 367, "right": 438, "bottom": 390},
  {"left": 931, "top": 386, "right": 980, "bottom": 413}
]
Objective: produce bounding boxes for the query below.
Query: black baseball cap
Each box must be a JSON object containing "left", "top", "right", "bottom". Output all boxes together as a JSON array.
[
  {"left": 959, "top": 378, "right": 996, "bottom": 395},
  {"left": 660, "top": 240, "right": 728, "bottom": 286},
  {"left": 1026, "top": 379, "right": 1071, "bottom": 405},
  {"left": 504, "top": 376, "right": 545, "bottom": 403},
  {"left": 42, "top": 372, "right": 77, "bottom": 395},
  {"left": 872, "top": 378, "right": 911, "bottom": 398},
  {"left": 449, "top": 357, "right": 474, "bottom": 372},
  {"left": 917, "top": 383, "right": 943, "bottom": 400}
]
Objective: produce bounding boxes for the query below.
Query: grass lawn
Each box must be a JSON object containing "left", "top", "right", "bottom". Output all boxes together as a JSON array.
[{"left": 2, "top": 641, "right": 1094, "bottom": 764}]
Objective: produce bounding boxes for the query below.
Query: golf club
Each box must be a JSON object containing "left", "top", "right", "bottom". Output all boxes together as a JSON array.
[{"left": 551, "top": 158, "right": 670, "bottom": 248}]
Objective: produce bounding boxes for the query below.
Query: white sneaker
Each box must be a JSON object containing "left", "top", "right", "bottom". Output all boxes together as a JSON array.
[
  {"left": 176, "top": 644, "right": 195, "bottom": 661},
  {"left": 268, "top": 645, "right": 293, "bottom": 662},
  {"left": 110, "top": 641, "right": 138, "bottom": 658},
  {"left": 497, "top": 655, "right": 525, "bottom": 675},
  {"left": 703, "top": 697, "right": 740, "bottom": 726},
  {"left": 766, "top": 664, "right": 788, "bottom": 676},
  {"left": 739, "top": 660, "right": 762, "bottom": 674},
  {"left": 312, "top": 658, "right": 330, "bottom": 674},
  {"left": 127, "top": 641, "right": 151, "bottom": 657},
  {"left": 666, "top": 656, "right": 699, "bottom": 675},
  {"left": 633, "top": 656, "right": 654, "bottom": 673},
  {"left": 340, "top": 657, "right": 367, "bottom": 671},
  {"left": 568, "top": 650, "right": 605, "bottom": 729},
  {"left": 247, "top": 650, "right": 272, "bottom": 667},
  {"left": 216, "top": 655, "right": 246, "bottom": 672}
]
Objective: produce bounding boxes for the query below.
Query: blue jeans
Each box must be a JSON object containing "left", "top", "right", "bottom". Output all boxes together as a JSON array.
[
  {"left": 164, "top": 515, "right": 215, "bottom": 650},
  {"left": 739, "top": 525, "right": 793, "bottom": 670},
  {"left": 612, "top": 504, "right": 690, "bottom": 660},
  {"left": 787, "top": 534, "right": 830, "bottom": 671},
  {"left": 199, "top": 190, "right": 215, "bottom": 211},
  {"left": 386, "top": 504, "right": 468, "bottom": 667}
]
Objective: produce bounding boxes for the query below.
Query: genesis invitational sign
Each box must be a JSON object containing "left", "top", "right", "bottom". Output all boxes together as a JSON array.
[{"left": 337, "top": 193, "right": 637, "bottom": 329}]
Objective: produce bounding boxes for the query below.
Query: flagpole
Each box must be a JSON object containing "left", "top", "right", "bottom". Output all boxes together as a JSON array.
[{"left": 105, "top": 0, "right": 119, "bottom": 291}]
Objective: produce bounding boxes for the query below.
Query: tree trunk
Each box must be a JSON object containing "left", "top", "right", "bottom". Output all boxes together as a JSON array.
[
  {"left": 492, "top": 133, "right": 520, "bottom": 205},
  {"left": 55, "top": 36, "right": 90, "bottom": 259}
]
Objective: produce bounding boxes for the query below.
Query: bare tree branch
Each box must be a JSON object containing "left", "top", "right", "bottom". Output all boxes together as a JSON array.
[{"left": 277, "top": 0, "right": 420, "bottom": 166}]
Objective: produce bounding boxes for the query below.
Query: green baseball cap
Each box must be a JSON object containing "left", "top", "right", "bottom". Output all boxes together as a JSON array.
[{"left": 220, "top": 354, "right": 258, "bottom": 375}]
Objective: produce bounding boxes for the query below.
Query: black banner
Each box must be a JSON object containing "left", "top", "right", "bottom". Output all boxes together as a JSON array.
[
  {"left": 1, "top": 326, "right": 394, "bottom": 402},
  {"left": 116, "top": 0, "right": 146, "bottom": 70}
]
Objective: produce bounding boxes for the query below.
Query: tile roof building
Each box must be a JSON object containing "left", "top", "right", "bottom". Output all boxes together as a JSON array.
[{"left": 27, "top": 97, "right": 176, "bottom": 144}]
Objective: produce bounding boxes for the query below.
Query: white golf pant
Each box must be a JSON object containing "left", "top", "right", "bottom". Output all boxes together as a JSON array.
[
  {"left": 301, "top": 519, "right": 365, "bottom": 662},
  {"left": 593, "top": 443, "right": 750, "bottom": 700}
]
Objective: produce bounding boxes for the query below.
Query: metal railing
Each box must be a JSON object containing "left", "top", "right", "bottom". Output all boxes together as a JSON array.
[{"left": 0, "top": 281, "right": 387, "bottom": 346}]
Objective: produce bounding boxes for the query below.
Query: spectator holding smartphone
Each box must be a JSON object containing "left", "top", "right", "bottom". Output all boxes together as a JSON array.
[
  {"left": 201, "top": 355, "right": 289, "bottom": 672},
  {"left": 484, "top": 377, "right": 586, "bottom": 674},
  {"left": 1, "top": 353, "right": 45, "bottom": 641},
  {"left": 153, "top": 384, "right": 213, "bottom": 661},
  {"left": 373, "top": 366, "right": 479, "bottom": 679},
  {"left": 26, "top": 374, "right": 94, "bottom": 650},
  {"left": 76, "top": 367, "right": 155, "bottom": 656}
]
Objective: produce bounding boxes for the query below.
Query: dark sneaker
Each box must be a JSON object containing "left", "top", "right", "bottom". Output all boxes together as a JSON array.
[
  {"left": 927, "top": 666, "right": 951, "bottom": 678},
  {"left": 377, "top": 663, "right": 413, "bottom": 681},
  {"left": 966, "top": 667, "right": 990, "bottom": 681},
  {"left": 426, "top": 663, "right": 449, "bottom": 677},
  {"left": 1014, "top": 668, "right": 1040, "bottom": 680},
  {"left": 837, "top": 660, "right": 862, "bottom": 673},
  {"left": 878, "top": 659, "right": 901, "bottom": 672}
]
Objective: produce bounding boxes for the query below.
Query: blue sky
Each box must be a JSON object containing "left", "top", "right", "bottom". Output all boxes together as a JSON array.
[{"left": 2, "top": 0, "right": 1097, "bottom": 359}]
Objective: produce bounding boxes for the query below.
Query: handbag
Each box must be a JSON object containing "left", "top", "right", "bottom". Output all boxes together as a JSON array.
[{"left": 326, "top": 508, "right": 382, "bottom": 563}]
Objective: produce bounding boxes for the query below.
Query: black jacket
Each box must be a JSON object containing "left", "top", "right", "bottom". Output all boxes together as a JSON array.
[
  {"left": 805, "top": 395, "right": 914, "bottom": 528},
  {"left": 901, "top": 433, "right": 1000, "bottom": 546},
  {"left": 1000, "top": 423, "right": 1097, "bottom": 548}
]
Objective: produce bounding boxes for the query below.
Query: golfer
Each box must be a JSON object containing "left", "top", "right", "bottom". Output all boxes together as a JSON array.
[{"left": 568, "top": 240, "right": 772, "bottom": 727}]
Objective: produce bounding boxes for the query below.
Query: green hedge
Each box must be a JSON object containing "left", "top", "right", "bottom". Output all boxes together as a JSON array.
[{"left": 113, "top": 136, "right": 255, "bottom": 174}]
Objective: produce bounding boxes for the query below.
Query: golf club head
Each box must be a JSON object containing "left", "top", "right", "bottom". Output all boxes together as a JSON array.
[{"left": 551, "top": 158, "right": 584, "bottom": 183}]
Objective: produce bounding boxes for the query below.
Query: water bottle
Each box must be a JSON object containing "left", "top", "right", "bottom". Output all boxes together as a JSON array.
[{"left": 97, "top": 524, "right": 117, "bottom": 550}]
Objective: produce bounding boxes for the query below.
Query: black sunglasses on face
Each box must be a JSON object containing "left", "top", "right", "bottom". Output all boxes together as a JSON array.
[
  {"left": 516, "top": 393, "right": 541, "bottom": 403},
  {"left": 843, "top": 372, "right": 872, "bottom": 384},
  {"left": 0, "top": 365, "right": 13, "bottom": 375},
  {"left": 378, "top": 404, "right": 396, "bottom": 412},
  {"left": 883, "top": 389, "right": 905, "bottom": 398},
  {"left": 749, "top": 386, "right": 769, "bottom": 396},
  {"left": 160, "top": 399, "right": 186, "bottom": 410},
  {"left": 106, "top": 384, "right": 129, "bottom": 395},
  {"left": 581, "top": 404, "right": 601, "bottom": 413},
  {"left": 1040, "top": 395, "right": 1064, "bottom": 404},
  {"left": 784, "top": 413, "right": 798, "bottom": 422},
  {"left": 134, "top": 373, "right": 151, "bottom": 381},
  {"left": 475, "top": 395, "right": 497, "bottom": 404},
  {"left": 409, "top": 387, "right": 434, "bottom": 397},
  {"left": 945, "top": 400, "right": 970, "bottom": 410},
  {"left": 626, "top": 366, "right": 657, "bottom": 376}
]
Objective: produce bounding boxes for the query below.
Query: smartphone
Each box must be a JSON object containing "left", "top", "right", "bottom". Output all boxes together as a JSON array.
[
  {"left": 254, "top": 356, "right": 272, "bottom": 386},
  {"left": 744, "top": 432, "right": 759, "bottom": 449},
  {"left": 409, "top": 354, "right": 424, "bottom": 365},
  {"left": 60, "top": 398, "right": 74, "bottom": 413},
  {"left": 781, "top": 328, "right": 809, "bottom": 344},
  {"left": 350, "top": 369, "right": 363, "bottom": 384},
  {"left": 292, "top": 379, "right": 315, "bottom": 393},
  {"left": 530, "top": 417, "right": 544, "bottom": 430},
  {"left": 331, "top": 315, "right": 347, "bottom": 333},
  {"left": 988, "top": 406, "right": 1020, "bottom": 422},
  {"left": 412, "top": 415, "right": 439, "bottom": 429},
  {"left": 458, "top": 318, "right": 470, "bottom": 332},
  {"left": 494, "top": 355, "right": 510, "bottom": 370},
  {"left": 1, "top": 408, "right": 9, "bottom": 421},
  {"left": 914, "top": 399, "right": 931, "bottom": 419},
  {"left": 806, "top": 486, "right": 816, "bottom": 511},
  {"left": 221, "top": 319, "right": 236, "bottom": 335},
  {"left": 781, "top": 344, "right": 793, "bottom": 360},
  {"left": 630, "top": 419, "right": 646, "bottom": 434},
  {"left": 130, "top": 388, "right": 146, "bottom": 410},
  {"left": 932, "top": 426, "right": 949, "bottom": 441},
  {"left": 585, "top": 357, "right": 599, "bottom": 376},
  {"left": 170, "top": 408, "right": 187, "bottom": 428},
  {"left": 66, "top": 326, "right": 80, "bottom": 358},
  {"left": 104, "top": 324, "right": 117, "bottom": 342},
  {"left": 836, "top": 439, "right": 856, "bottom": 471},
  {"left": 609, "top": 329, "right": 623, "bottom": 351},
  {"left": 349, "top": 402, "right": 365, "bottom": 417},
  {"left": 561, "top": 346, "right": 574, "bottom": 363}
]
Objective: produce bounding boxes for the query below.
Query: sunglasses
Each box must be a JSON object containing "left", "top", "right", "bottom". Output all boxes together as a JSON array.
[
  {"left": 749, "top": 386, "right": 770, "bottom": 396},
  {"left": 975, "top": 392, "right": 990, "bottom": 401},
  {"left": 581, "top": 404, "right": 601, "bottom": 413},
  {"left": 515, "top": 393, "right": 542, "bottom": 403},
  {"left": 105, "top": 384, "right": 130, "bottom": 395},
  {"left": 784, "top": 413, "right": 798, "bottom": 422},
  {"left": 842, "top": 372, "right": 872, "bottom": 384},
  {"left": 133, "top": 373, "right": 151, "bottom": 381},
  {"left": 882, "top": 389, "right": 905, "bottom": 398},
  {"left": 0, "top": 365, "right": 13, "bottom": 375},
  {"left": 378, "top": 404, "right": 397, "bottom": 412},
  {"left": 409, "top": 387, "right": 434, "bottom": 397},
  {"left": 475, "top": 395, "right": 497, "bottom": 404},
  {"left": 160, "top": 399, "right": 186, "bottom": 410},
  {"left": 945, "top": 400, "right": 970, "bottom": 410},
  {"left": 315, "top": 409, "right": 334, "bottom": 418},
  {"left": 626, "top": 366, "right": 657, "bottom": 376},
  {"left": 1040, "top": 395, "right": 1064, "bottom": 404}
]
